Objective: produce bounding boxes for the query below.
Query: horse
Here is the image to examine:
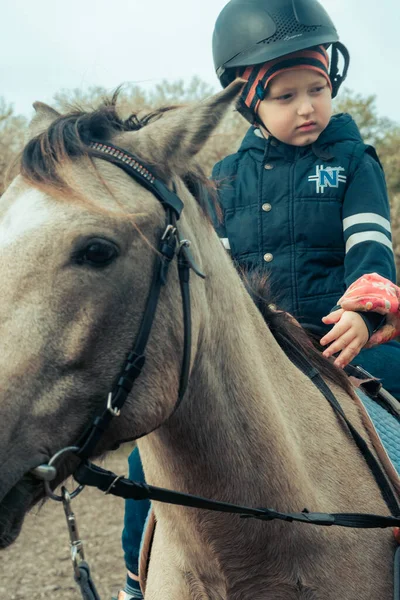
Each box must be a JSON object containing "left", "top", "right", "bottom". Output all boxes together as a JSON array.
[{"left": 0, "top": 80, "right": 398, "bottom": 599}]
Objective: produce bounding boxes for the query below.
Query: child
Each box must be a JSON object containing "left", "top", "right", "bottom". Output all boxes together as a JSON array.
[
  {"left": 211, "top": 0, "right": 400, "bottom": 396},
  {"left": 114, "top": 0, "right": 399, "bottom": 597}
]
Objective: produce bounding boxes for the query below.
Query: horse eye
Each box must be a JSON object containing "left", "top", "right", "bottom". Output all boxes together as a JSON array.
[{"left": 74, "top": 239, "right": 119, "bottom": 267}]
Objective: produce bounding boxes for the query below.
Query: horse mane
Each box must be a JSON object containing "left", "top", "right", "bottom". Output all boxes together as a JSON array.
[
  {"left": 242, "top": 270, "right": 353, "bottom": 394},
  {"left": 20, "top": 92, "right": 350, "bottom": 394}
]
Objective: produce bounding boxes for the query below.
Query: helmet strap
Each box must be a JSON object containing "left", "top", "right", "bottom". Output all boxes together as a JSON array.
[
  {"left": 253, "top": 111, "right": 273, "bottom": 139},
  {"left": 330, "top": 42, "right": 350, "bottom": 98},
  {"left": 237, "top": 92, "right": 273, "bottom": 136}
]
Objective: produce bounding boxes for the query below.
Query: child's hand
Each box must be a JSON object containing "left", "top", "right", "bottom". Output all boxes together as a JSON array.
[{"left": 320, "top": 310, "right": 369, "bottom": 368}]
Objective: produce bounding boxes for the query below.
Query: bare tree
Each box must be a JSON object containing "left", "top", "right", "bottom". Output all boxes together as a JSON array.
[{"left": 0, "top": 98, "right": 27, "bottom": 194}]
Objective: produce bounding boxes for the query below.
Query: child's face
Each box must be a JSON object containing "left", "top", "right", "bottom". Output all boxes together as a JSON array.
[{"left": 257, "top": 70, "right": 332, "bottom": 146}]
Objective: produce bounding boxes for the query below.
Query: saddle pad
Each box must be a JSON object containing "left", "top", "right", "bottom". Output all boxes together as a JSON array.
[{"left": 357, "top": 390, "right": 400, "bottom": 476}]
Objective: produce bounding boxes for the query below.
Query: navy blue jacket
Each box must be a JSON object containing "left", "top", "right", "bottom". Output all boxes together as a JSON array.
[{"left": 211, "top": 114, "right": 395, "bottom": 332}]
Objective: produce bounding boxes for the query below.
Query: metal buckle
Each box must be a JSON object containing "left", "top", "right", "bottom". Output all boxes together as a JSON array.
[
  {"left": 42, "top": 446, "right": 85, "bottom": 502},
  {"left": 62, "top": 487, "right": 85, "bottom": 579},
  {"left": 161, "top": 224, "right": 176, "bottom": 241},
  {"left": 104, "top": 474, "right": 125, "bottom": 495},
  {"left": 107, "top": 392, "right": 121, "bottom": 417}
]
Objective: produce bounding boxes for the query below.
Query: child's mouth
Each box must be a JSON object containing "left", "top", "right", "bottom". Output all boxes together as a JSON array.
[{"left": 298, "top": 121, "right": 317, "bottom": 131}]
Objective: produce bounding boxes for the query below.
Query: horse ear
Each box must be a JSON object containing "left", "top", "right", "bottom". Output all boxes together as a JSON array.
[
  {"left": 26, "top": 102, "right": 61, "bottom": 141},
  {"left": 120, "top": 79, "right": 245, "bottom": 177}
]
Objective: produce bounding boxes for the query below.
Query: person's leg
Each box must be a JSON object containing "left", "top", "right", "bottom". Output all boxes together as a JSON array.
[
  {"left": 352, "top": 340, "right": 400, "bottom": 401},
  {"left": 117, "top": 446, "right": 150, "bottom": 600}
]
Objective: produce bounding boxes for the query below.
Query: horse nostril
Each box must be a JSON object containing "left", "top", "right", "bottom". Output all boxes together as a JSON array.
[{"left": 30, "top": 464, "right": 57, "bottom": 481}]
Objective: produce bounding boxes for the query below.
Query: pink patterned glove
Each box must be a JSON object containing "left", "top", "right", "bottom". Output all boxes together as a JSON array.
[{"left": 337, "top": 273, "right": 400, "bottom": 347}]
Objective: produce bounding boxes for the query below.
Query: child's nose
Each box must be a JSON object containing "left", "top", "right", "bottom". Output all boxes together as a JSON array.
[{"left": 297, "top": 100, "right": 314, "bottom": 116}]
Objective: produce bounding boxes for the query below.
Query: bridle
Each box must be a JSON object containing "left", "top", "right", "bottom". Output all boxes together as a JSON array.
[
  {"left": 31, "top": 140, "right": 400, "bottom": 600},
  {"left": 33, "top": 140, "right": 205, "bottom": 494},
  {"left": 71, "top": 141, "right": 206, "bottom": 462}
]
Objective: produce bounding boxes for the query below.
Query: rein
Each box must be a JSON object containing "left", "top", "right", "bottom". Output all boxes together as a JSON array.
[
  {"left": 32, "top": 141, "right": 400, "bottom": 600},
  {"left": 74, "top": 330, "right": 400, "bottom": 529}
]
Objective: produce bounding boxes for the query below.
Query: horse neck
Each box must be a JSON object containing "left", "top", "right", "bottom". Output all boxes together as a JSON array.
[{"left": 139, "top": 226, "right": 316, "bottom": 508}]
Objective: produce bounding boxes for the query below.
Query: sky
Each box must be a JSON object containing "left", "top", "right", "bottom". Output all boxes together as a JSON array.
[{"left": 1, "top": 0, "right": 399, "bottom": 123}]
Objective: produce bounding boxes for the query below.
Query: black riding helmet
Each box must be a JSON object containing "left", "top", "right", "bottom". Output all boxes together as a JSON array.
[{"left": 213, "top": 0, "right": 349, "bottom": 99}]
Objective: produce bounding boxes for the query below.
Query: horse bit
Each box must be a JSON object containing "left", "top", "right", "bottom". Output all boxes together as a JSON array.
[{"left": 30, "top": 141, "right": 400, "bottom": 600}]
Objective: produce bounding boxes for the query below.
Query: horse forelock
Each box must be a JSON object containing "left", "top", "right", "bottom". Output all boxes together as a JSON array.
[{"left": 19, "top": 94, "right": 153, "bottom": 192}]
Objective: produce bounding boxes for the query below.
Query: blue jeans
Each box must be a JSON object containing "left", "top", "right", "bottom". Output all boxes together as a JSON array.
[
  {"left": 121, "top": 341, "right": 400, "bottom": 571},
  {"left": 122, "top": 447, "right": 150, "bottom": 574}
]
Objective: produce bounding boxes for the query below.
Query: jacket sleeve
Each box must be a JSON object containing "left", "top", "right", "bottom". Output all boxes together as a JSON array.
[
  {"left": 342, "top": 149, "right": 396, "bottom": 288},
  {"left": 338, "top": 149, "right": 395, "bottom": 336}
]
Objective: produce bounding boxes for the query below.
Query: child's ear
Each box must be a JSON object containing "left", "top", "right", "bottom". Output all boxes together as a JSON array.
[{"left": 115, "top": 79, "right": 245, "bottom": 179}]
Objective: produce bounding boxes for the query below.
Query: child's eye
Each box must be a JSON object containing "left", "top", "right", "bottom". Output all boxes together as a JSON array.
[
  {"left": 311, "top": 86, "right": 326, "bottom": 94},
  {"left": 276, "top": 93, "right": 293, "bottom": 101}
]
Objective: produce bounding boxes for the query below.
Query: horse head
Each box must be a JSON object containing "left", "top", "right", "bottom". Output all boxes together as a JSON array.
[{"left": 0, "top": 80, "right": 243, "bottom": 547}]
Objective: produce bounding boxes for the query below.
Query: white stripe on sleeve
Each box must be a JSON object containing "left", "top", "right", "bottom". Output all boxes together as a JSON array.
[
  {"left": 345, "top": 231, "right": 393, "bottom": 253},
  {"left": 343, "top": 213, "right": 391, "bottom": 233},
  {"left": 220, "top": 238, "right": 231, "bottom": 250}
]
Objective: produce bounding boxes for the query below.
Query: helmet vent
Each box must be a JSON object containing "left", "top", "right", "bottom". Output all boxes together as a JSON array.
[{"left": 259, "top": 10, "right": 319, "bottom": 45}]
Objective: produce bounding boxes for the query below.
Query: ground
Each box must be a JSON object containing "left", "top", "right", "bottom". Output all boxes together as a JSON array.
[{"left": 0, "top": 445, "right": 136, "bottom": 599}]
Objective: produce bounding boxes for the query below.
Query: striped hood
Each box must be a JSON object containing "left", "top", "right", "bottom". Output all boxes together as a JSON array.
[{"left": 240, "top": 45, "right": 332, "bottom": 116}]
